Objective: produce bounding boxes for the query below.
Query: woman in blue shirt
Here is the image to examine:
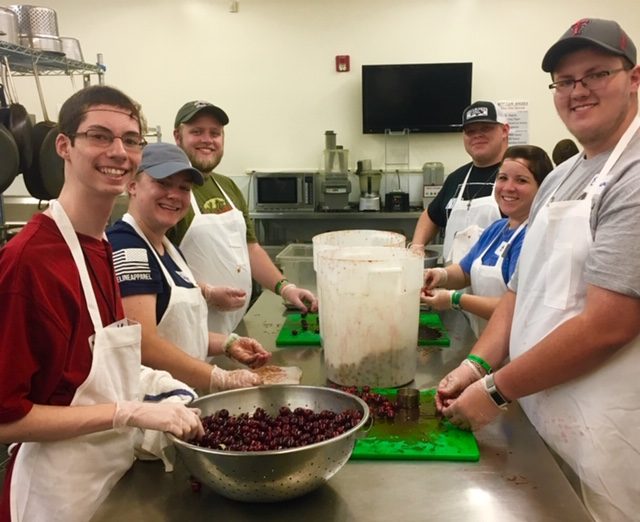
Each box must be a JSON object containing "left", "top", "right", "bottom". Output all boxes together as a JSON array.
[{"left": 421, "top": 145, "right": 553, "bottom": 336}]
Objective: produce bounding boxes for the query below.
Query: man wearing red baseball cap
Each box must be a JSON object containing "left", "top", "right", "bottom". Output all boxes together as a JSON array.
[{"left": 435, "top": 18, "right": 640, "bottom": 521}]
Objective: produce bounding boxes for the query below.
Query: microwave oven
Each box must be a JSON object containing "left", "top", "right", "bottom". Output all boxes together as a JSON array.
[{"left": 252, "top": 172, "right": 317, "bottom": 211}]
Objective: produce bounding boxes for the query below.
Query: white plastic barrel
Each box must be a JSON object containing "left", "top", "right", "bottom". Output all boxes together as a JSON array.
[
  {"left": 317, "top": 246, "right": 423, "bottom": 387},
  {"left": 312, "top": 230, "right": 407, "bottom": 341},
  {"left": 312, "top": 230, "right": 406, "bottom": 271}
]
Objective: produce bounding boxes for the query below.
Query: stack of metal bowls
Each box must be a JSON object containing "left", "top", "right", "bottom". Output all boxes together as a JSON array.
[{"left": 169, "top": 385, "right": 370, "bottom": 502}]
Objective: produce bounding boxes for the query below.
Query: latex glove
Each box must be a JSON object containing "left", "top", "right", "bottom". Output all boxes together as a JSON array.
[
  {"left": 423, "top": 267, "right": 448, "bottom": 289},
  {"left": 280, "top": 283, "right": 318, "bottom": 313},
  {"left": 420, "top": 288, "right": 453, "bottom": 311},
  {"left": 225, "top": 335, "right": 271, "bottom": 369},
  {"left": 442, "top": 377, "right": 504, "bottom": 431},
  {"left": 209, "top": 366, "right": 262, "bottom": 392},
  {"left": 113, "top": 401, "right": 204, "bottom": 440},
  {"left": 435, "top": 359, "right": 483, "bottom": 413},
  {"left": 202, "top": 284, "right": 247, "bottom": 311}
]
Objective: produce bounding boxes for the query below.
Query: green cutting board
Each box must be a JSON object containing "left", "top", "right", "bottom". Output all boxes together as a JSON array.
[
  {"left": 351, "top": 389, "right": 479, "bottom": 461},
  {"left": 275, "top": 312, "right": 450, "bottom": 347},
  {"left": 418, "top": 312, "right": 450, "bottom": 347},
  {"left": 275, "top": 313, "right": 322, "bottom": 347}
]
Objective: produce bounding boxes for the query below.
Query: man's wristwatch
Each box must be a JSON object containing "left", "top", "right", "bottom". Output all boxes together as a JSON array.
[{"left": 483, "top": 374, "right": 510, "bottom": 410}]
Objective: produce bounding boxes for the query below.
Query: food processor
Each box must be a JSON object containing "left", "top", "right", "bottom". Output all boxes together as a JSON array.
[{"left": 356, "top": 160, "right": 381, "bottom": 211}]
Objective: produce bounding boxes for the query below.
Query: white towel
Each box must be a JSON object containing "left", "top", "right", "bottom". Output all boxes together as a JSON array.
[{"left": 135, "top": 366, "right": 198, "bottom": 472}]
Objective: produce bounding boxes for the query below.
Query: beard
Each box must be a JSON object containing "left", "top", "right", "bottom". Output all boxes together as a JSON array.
[{"left": 187, "top": 153, "right": 221, "bottom": 174}]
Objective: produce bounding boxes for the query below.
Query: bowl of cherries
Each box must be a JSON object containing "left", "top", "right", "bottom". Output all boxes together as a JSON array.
[{"left": 169, "top": 385, "right": 370, "bottom": 502}]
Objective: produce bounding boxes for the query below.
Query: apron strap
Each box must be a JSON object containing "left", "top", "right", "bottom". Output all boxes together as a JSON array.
[{"left": 50, "top": 200, "right": 104, "bottom": 332}]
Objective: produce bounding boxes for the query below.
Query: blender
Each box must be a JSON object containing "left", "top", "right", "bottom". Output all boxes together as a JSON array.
[{"left": 356, "top": 160, "right": 382, "bottom": 211}]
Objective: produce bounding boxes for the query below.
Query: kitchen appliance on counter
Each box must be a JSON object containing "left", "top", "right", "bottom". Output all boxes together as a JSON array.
[
  {"left": 422, "top": 161, "right": 444, "bottom": 209},
  {"left": 252, "top": 171, "right": 317, "bottom": 211},
  {"left": 320, "top": 132, "right": 351, "bottom": 211},
  {"left": 385, "top": 190, "right": 410, "bottom": 211},
  {"left": 384, "top": 170, "right": 410, "bottom": 211},
  {"left": 320, "top": 171, "right": 351, "bottom": 211},
  {"left": 356, "top": 159, "right": 381, "bottom": 211}
]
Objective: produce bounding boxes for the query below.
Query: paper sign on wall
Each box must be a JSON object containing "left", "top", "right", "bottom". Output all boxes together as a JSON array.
[{"left": 497, "top": 100, "right": 529, "bottom": 146}]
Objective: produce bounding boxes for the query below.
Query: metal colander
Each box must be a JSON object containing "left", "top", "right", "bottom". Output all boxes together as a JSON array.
[
  {"left": 8, "top": 5, "right": 59, "bottom": 36},
  {"left": 169, "top": 385, "right": 369, "bottom": 502}
]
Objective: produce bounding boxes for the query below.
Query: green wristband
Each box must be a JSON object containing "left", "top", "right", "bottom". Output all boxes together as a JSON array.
[
  {"left": 467, "top": 354, "right": 492, "bottom": 374},
  {"left": 274, "top": 278, "right": 289, "bottom": 296},
  {"left": 451, "top": 290, "right": 463, "bottom": 310}
]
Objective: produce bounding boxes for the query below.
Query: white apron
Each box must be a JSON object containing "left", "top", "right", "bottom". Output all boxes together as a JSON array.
[
  {"left": 122, "top": 213, "right": 208, "bottom": 361},
  {"left": 10, "top": 200, "right": 141, "bottom": 522},
  {"left": 510, "top": 118, "right": 640, "bottom": 522},
  {"left": 179, "top": 181, "right": 252, "bottom": 335},
  {"left": 443, "top": 165, "right": 501, "bottom": 264},
  {"left": 468, "top": 220, "right": 527, "bottom": 337}
]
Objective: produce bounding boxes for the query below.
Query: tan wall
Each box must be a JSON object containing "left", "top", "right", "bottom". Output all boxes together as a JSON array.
[{"left": 4, "top": 0, "right": 638, "bottom": 196}]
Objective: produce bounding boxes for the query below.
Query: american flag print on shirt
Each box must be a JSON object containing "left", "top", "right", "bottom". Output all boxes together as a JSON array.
[{"left": 112, "top": 248, "right": 153, "bottom": 282}]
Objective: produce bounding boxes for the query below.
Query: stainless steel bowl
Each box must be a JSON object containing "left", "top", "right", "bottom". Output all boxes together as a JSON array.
[
  {"left": 59, "top": 36, "right": 83, "bottom": 61},
  {"left": 169, "top": 385, "right": 369, "bottom": 502},
  {"left": 0, "top": 7, "right": 20, "bottom": 44}
]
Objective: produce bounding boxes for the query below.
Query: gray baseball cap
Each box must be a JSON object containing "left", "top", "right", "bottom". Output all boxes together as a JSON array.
[
  {"left": 174, "top": 100, "right": 229, "bottom": 129},
  {"left": 138, "top": 143, "right": 204, "bottom": 185},
  {"left": 542, "top": 18, "right": 636, "bottom": 72}
]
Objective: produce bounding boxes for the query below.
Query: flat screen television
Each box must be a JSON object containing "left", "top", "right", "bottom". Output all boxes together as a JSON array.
[{"left": 362, "top": 62, "right": 473, "bottom": 134}]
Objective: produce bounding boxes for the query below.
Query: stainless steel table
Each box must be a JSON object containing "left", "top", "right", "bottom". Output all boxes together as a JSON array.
[{"left": 92, "top": 292, "right": 591, "bottom": 521}]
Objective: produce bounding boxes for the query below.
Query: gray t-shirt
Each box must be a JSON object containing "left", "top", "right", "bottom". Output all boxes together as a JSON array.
[{"left": 510, "top": 130, "right": 640, "bottom": 298}]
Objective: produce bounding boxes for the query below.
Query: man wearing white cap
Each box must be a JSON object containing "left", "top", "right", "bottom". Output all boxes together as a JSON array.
[
  {"left": 436, "top": 18, "right": 640, "bottom": 521},
  {"left": 412, "top": 100, "right": 510, "bottom": 263}
]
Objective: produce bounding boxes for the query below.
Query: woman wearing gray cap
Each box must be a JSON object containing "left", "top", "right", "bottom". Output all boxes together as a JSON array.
[{"left": 107, "top": 143, "right": 270, "bottom": 394}]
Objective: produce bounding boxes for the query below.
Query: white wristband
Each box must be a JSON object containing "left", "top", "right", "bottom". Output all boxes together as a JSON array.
[
  {"left": 223, "top": 333, "right": 240, "bottom": 356},
  {"left": 280, "top": 283, "right": 297, "bottom": 301},
  {"left": 462, "top": 358, "right": 484, "bottom": 379},
  {"left": 436, "top": 267, "right": 448, "bottom": 285}
]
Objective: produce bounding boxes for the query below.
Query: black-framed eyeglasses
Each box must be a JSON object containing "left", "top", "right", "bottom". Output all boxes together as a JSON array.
[
  {"left": 69, "top": 129, "right": 148, "bottom": 151},
  {"left": 548, "top": 68, "right": 626, "bottom": 94}
]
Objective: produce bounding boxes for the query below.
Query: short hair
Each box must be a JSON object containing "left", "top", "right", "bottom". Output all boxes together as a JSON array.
[
  {"left": 57, "top": 85, "right": 145, "bottom": 138},
  {"left": 552, "top": 139, "right": 579, "bottom": 166},
  {"left": 502, "top": 145, "right": 554, "bottom": 186}
]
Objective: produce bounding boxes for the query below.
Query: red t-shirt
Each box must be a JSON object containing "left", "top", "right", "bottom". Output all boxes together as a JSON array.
[{"left": 0, "top": 214, "right": 124, "bottom": 520}]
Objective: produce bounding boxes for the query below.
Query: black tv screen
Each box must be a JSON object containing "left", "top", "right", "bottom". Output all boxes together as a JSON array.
[{"left": 362, "top": 62, "right": 473, "bottom": 134}]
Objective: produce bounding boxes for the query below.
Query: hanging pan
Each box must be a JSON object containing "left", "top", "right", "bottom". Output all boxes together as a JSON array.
[
  {"left": 1, "top": 57, "right": 33, "bottom": 174},
  {"left": 23, "top": 61, "right": 57, "bottom": 200},
  {"left": 39, "top": 125, "right": 63, "bottom": 198},
  {"left": 0, "top": 122, "right": 19, "bottom": 193}
]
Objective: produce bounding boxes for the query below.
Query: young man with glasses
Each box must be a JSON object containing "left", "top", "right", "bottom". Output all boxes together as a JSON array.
[
  {"left": 435, "top": 19, "right": 640, "bottom": 521},
  {"left": 412, "top": 100, "right": 510, "bottom": 263},
  {"left": 0, "top": 86, "right": 203, "bottom": 522}
]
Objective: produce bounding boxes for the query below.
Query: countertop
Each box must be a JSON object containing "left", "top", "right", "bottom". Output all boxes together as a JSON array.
[
  {"left": 92, "top": 292, "right": 590, "bottom": 521},
  {"left": 250, "top": 210, "right": 423, "bottom": 219}
]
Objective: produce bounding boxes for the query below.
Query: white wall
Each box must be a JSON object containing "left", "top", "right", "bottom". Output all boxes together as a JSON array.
[{"left": 4, "top": 0, "right": 639, "bottom": 197}]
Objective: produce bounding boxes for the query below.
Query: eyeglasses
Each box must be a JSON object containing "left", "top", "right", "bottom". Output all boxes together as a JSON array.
[
  {"left": 69, "top": 129, "right": 148, "bottom": 151},
  {"left": 548, "top": 68, "right": 626, "bottom": 94}
]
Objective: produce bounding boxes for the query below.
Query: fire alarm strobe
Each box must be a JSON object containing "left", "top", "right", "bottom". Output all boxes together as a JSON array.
[{"left": 336, "top": 55, "right": 350, "bottom": 72}]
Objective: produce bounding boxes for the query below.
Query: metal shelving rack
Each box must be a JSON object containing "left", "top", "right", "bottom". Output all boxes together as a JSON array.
[
  {"left": 0, "top": 40, "right": 105, "bottom": 85},
  {"left": 0, "top": 41, "right": 106, "bottom": 238}
]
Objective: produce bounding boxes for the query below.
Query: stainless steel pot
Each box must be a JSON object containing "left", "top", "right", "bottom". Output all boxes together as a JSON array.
[
  {"left": 19, "top": 34, "right": 62, "bottom": 53},
  {"left": 0, "top": 7, "right": 19, "bottom": 44},
  {"left": 60, "top": 36, "right": 83, "bottom": 61}
]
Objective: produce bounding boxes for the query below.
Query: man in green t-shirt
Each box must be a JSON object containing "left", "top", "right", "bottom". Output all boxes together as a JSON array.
[{"left": 169, "top": 100, "right": 317, "bottom": 334}]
